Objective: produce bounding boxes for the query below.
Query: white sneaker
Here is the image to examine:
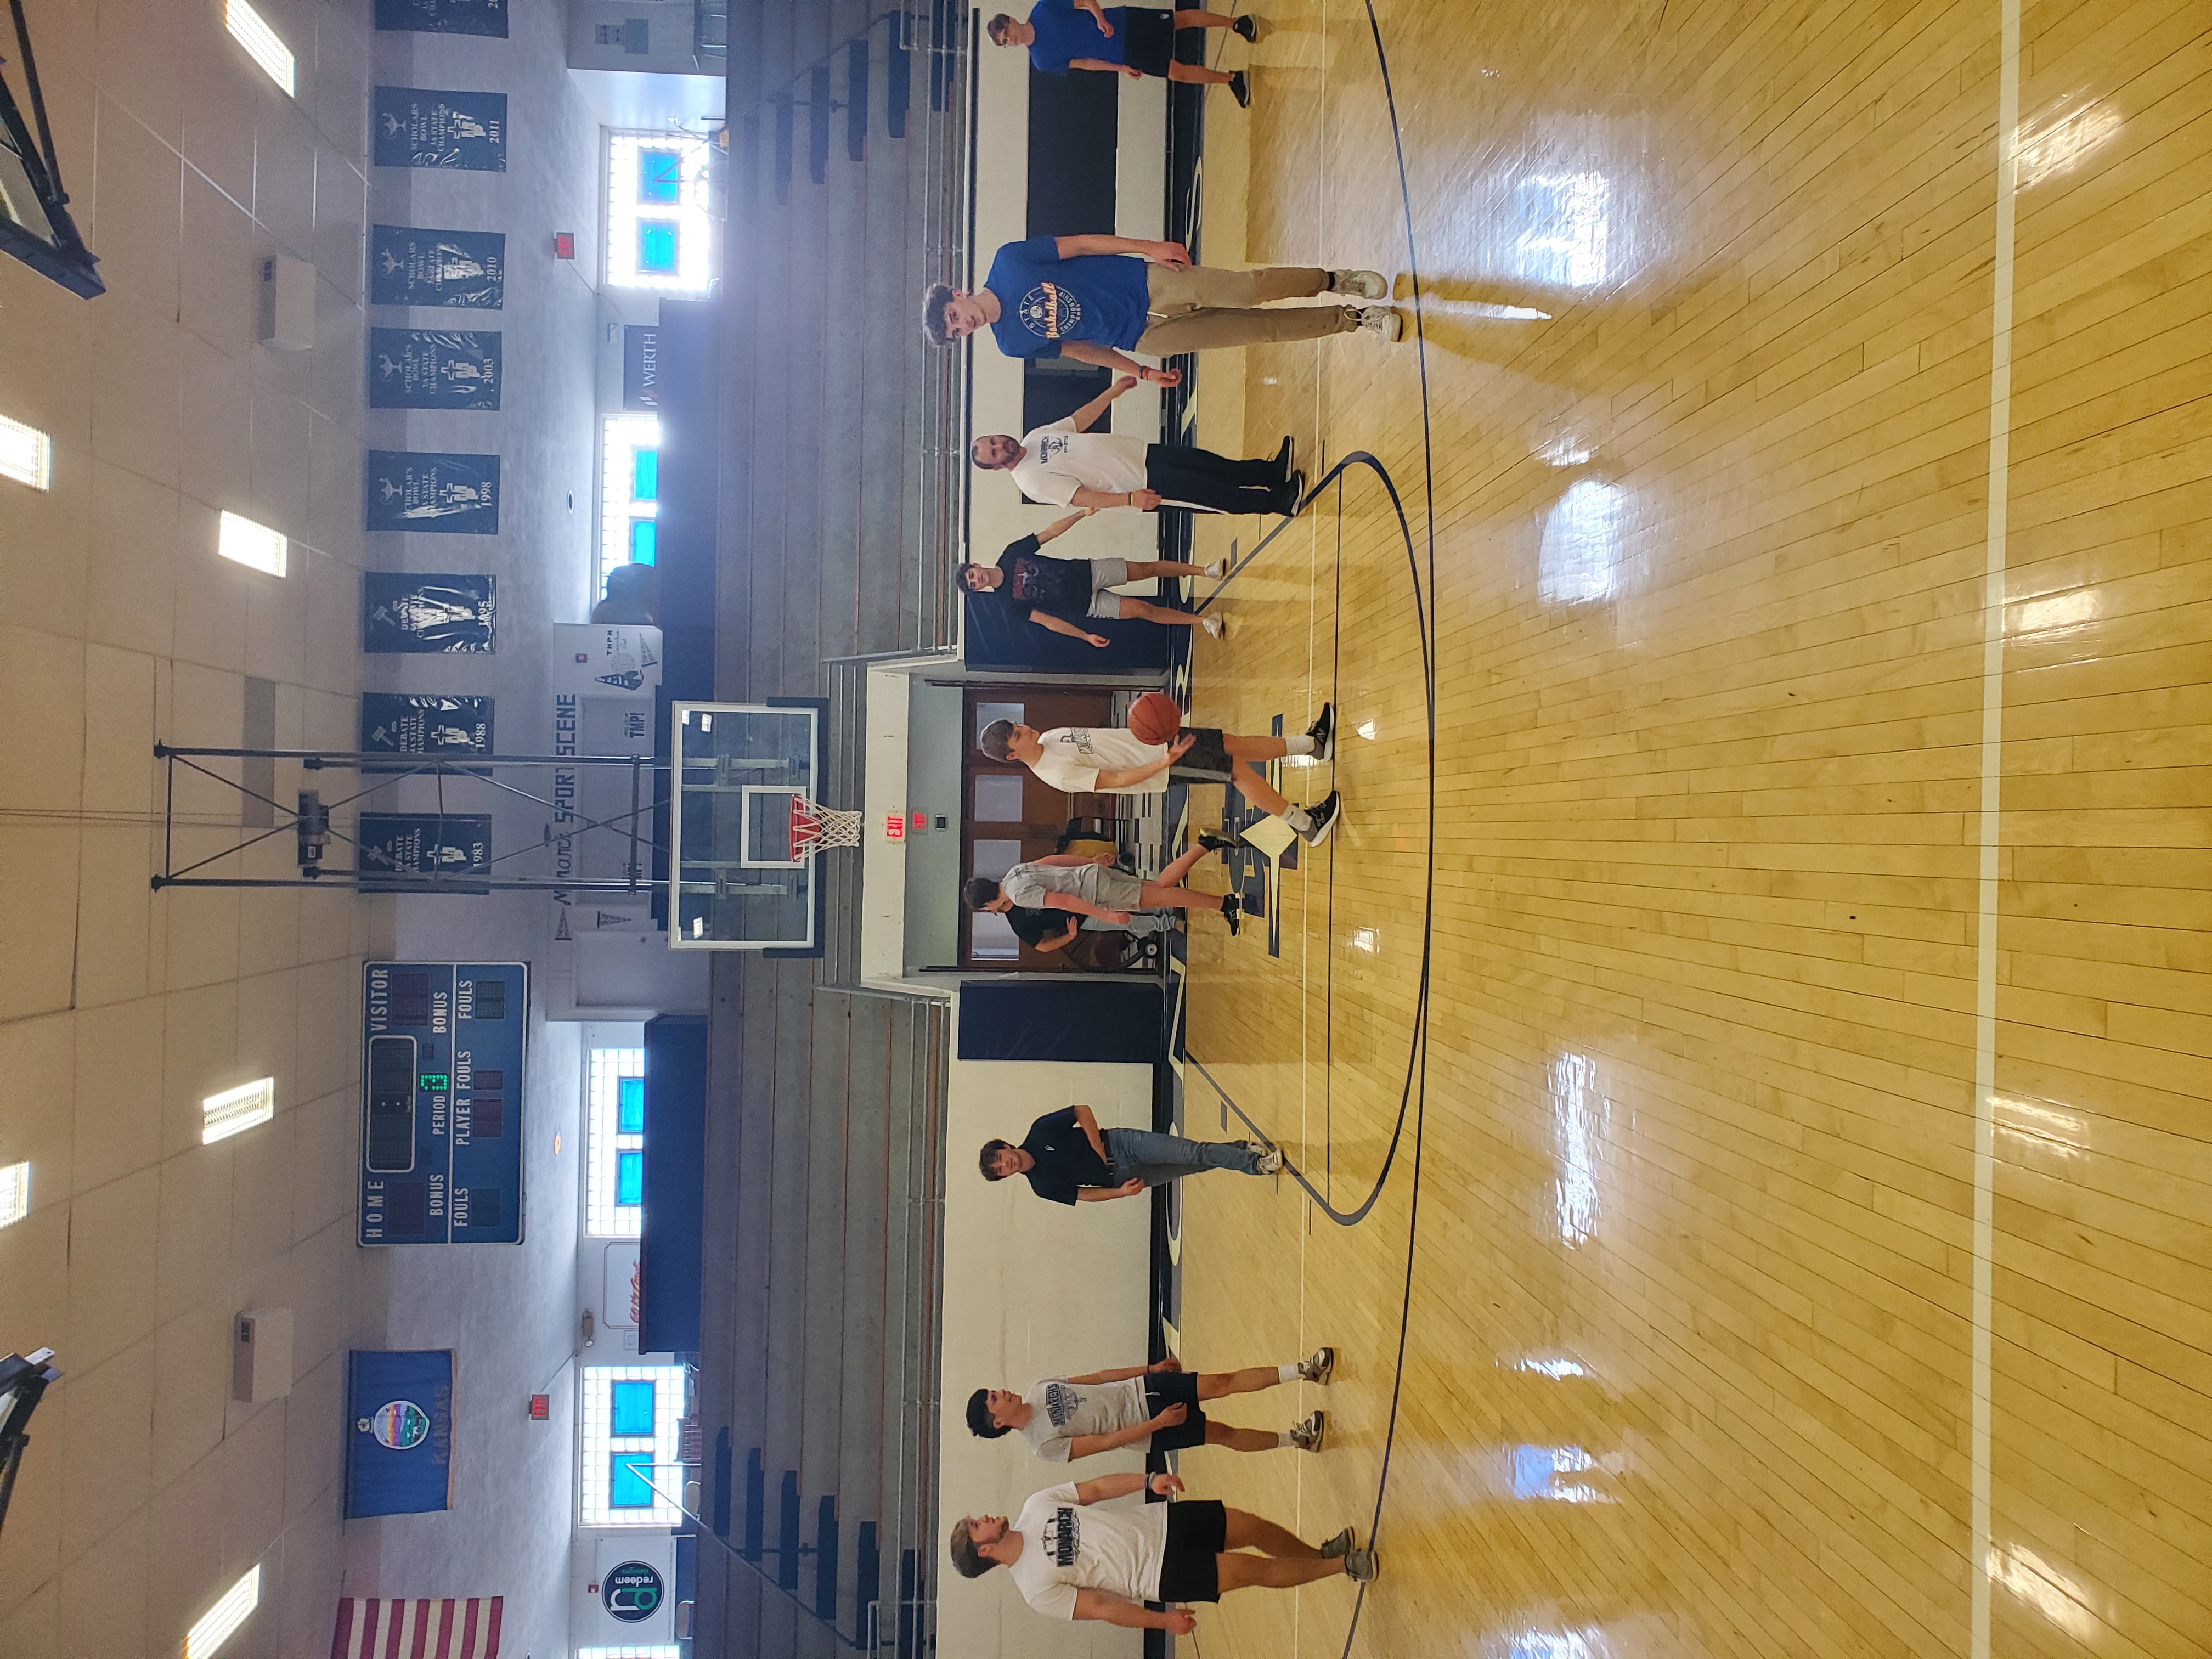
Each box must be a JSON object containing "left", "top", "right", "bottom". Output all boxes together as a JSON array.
[
  {"left": 1203, "top": 560, "right": 1225, "bottom": 579},
  {"left": 1359, "top": 306, "right": 1404, "bottom": 342},
  {"left": 1330, "top": 269, "right": 1390, "bottom": 300},
  {"left": 1202, "top": 614, "right": 1226, "bottom": 639},
  {"left": 1249, "top": 1142, "right": 1284, "bottom": 1175}
]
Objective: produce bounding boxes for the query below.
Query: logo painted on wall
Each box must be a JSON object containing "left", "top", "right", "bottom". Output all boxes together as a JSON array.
[
  {"left": 602, "top": 1561, "right": 664, "bottom": 1623},
  {"left": 364, "top": 1398, "right": 432, "bottom": 1450}
]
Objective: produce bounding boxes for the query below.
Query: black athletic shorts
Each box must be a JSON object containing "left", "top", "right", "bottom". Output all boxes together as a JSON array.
[
  {"left": 1156, "top": 1499, "right": 1229, "bottom": 1603},
  {"left": 1118, "top": 7, "right": 1175, "bottom": 77},
  {"left": 1168, "top": 726, "right": 1233, "bottom": 784},
  {"left": 1144, "top": 1370, "right": 1207, "bottom": 1452}
]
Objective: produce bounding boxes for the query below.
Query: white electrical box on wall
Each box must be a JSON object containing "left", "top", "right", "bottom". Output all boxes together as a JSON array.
[
  {"left": 233, "top": 1307, "right": 295, "bottom": 1402},
  {"left": 258, "top": 255, "right": 315, "bottom": 349}
]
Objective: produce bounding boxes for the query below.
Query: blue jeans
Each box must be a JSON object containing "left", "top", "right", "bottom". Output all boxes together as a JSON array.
[{"left": 1103, "top": 1127, "right": 1260, "bottom": 1189}]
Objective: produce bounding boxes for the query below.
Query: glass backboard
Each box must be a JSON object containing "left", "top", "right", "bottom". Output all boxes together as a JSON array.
[{"left": 667, "top": 702, "right": 823, "bottom": 950}]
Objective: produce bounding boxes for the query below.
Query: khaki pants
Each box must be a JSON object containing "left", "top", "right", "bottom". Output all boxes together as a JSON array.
[{"left": 1135, "top": 264, "right": 1359, "bottom": 354}]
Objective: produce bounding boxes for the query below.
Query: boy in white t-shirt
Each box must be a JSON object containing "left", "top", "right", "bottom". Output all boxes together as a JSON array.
[
  {"left": 979, "top": 713, "right": 1342, "bottom": 846},
  {"left": 964, "top": 1348, "right": 1336, "bottom": 1460},
  {"left": 950, "top": 1471, "right": 1376, "bottom": 1632}
]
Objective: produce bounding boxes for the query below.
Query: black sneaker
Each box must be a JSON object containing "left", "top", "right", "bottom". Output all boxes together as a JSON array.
[
  {"left": 1199, "top": 832, "right": 1238, "bottom": 855},
  {"left": 1228, "top": 69, "right": 1251, "bottom": 108},
  {"left": 1274, "top": 469, "right": 1306, "bottom": 516},
  {"left": 1300, "top": 791, "right": 1340, "bottom": 846},
  {"left": 1233, "top": 13, "right": 1259, "bottom": 41},
  {"left": 1306, "top": 702, "right": 1335, "bottom": 761},
  {"left": 1221, "top": 892, "right": 1242, "bottom": 935},
  {"left": 1271, "top": 435, "right": 1295, "bottom": 482}
]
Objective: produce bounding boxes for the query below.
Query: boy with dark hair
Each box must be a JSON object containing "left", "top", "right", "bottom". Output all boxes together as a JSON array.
[
  {"left": 976, "top": 1100, "right": 1278, "bottom": 1205},
  {"left": 961, "top": 505, "right": 1225, "bottom": 644},
  {"left": 965, "top": 1348, "right": 1334, "bottom": 1460},
  {"left": 985, "top": 3, "right": 1255, "bottom": 103},
  {"left": 949, "top": 1472, "right": 1376, "bottom": 1631},
  {"left": 963, "top": 843, "right": 1243, "bottom": 938}
]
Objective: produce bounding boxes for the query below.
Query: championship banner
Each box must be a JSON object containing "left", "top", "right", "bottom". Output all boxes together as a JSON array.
[
  {"left": 360, "top": 693, "right": 494, "bottom": 761},
  {"left": 331, "top": 1599, "right": 502, "bottom": 1659},
  {"left": 365, "top": 452, "right": 501, "bottom": 536},
  {"left": 373, "top": 87, "right": 507, "bottom": 170},
  {"left": 369, "top": 330, "right": 503, "bottom": 410},
  {"left": 357, "top": 813, "right": 492, "bottom": 880},
  {"left": 345, "top": 1351, "right": 455, "bottom": 1516},
  {"left": 375, "top": 0, "right": 508, "bottom": 36},
  {"left": 362, "top": 573, "right": 496, "bottom": 654},
  {"left": 370, "top": 225, "right": 505, "bottom": 310}
]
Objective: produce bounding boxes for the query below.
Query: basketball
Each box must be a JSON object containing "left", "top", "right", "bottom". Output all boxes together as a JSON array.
[{"left": 1127, "top": 692, "right": 1182, "bottom": 746}]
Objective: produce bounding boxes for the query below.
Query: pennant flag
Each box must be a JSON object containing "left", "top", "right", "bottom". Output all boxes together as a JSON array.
[{"left": 330, "top": 1598, "right": 502, "bottom": 1658}]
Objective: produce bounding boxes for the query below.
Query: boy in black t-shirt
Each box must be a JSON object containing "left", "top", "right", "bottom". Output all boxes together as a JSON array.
[
  {"left": 979, "top": 1103, "right": 1280, "bottom": 1205},
  {"left": 962, "top": 510, "right": 1224, "bottom": 646}
]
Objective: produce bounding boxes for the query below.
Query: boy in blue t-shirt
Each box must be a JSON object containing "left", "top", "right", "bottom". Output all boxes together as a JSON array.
[
  {"left": 986, "top": 3, "right": 1254, "bottom": 104},
  {"left": 921, "top": 233, "right": 1401, "bottom": 364}
]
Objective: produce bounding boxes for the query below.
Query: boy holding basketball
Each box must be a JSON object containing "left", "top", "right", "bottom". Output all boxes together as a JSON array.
[{"left": 979, "top": 702, "right": 1341, "bottom": 845}]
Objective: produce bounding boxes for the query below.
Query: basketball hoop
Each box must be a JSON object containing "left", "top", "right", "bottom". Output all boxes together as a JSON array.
[{"left": 787, "top": 795, "right": 861, "bottom": 863}]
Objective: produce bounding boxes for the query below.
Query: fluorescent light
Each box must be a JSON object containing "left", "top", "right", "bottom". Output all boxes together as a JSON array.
[
  {"left": 218, "top": 510, "right": 287, "bottom": 577},
  {"left": 202, "top": 1079, "right": 275, "bottom": 1144},
  {"left": 0, "top": 413, "right": 52, "bottom": 490},
  {"left": 186, "top": 1565, "right": 261, "bottom": 1659},
  {"left": 225, "top": 0, "right": 295, "bottom": 95},
  {"left": 0, "top": 1163, "right": 27, "bottom": 1227}
]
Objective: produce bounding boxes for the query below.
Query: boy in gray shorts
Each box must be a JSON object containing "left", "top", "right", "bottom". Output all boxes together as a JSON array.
[
  {"left": 964, "top": 844, "right": 1242, "bottom": 935},
  {"left": 960, "top": 510, "right": 1226, "bottom": 646}
]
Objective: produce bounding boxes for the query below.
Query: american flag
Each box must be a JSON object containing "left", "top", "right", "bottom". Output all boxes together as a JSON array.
[{"left": 330, "top": 1598, "right": 502, "bottom": 1659}]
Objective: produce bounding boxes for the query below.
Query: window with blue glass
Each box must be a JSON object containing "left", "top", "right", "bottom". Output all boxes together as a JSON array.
[
  {"left": 637, "top": 224, "right": 678, "bottom": 274},
  {"left": 628, "top": 520, "right": 657, "bottom": 563},
  {"left": 630, "top": 448, "right": 659, "bottom": 501},
  {"left": 609, "top": 1451, "right": 657, "bottom": 1508},
  {"left": 617, "top": 1075, "right": 646, "bottom": 1134},
  {"left": 616, "top": 1149, "right": 644, "bottom": 1206},
  {"left": 639, "top": 149, "right": 683, "bottom": 203},
  {"left": 610, "top": 1378, "right": 657, "bottom": 1436}
]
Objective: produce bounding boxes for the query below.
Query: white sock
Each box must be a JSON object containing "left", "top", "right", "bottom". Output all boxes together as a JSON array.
[
  {"left": 1277, "top": 1364, "right": 1301, "bottom": 1384},
  {"left": 1276, "top": 1429, "right": 1295, "bottom": 1447},
  {"left": 1281, "top": 806, "right": 1313, "bottom": 834},
  {"left": 1284, "top": 735, "right": 1316, "bottom": 755}
]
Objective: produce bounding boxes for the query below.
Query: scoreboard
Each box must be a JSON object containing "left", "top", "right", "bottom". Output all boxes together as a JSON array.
[{"left": 359, "top": 962, "right": 528, "bottom": 1244}]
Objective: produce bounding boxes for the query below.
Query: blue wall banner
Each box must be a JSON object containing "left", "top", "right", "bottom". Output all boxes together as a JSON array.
[
  {"left": 622, "top": 326, "right": 660, "bottom": 409},
  {"left": 363, "top": 573, "right": 496, "bottom": 653},
  {"left": 373, "top": 87, "right": 507, "bottom": 170},
  {"left": 957, "top": 980, "right": 1164, "bottom": 1064},
  {"left": 360, "top": 693, "right": 494, "bottom": 758},
  {"left": 375, "top": 0, "right": 508, "bottom": 36},
  {"left": 359, "top": 962, "right": 529, "bottom": 1244},
  {"left": 346, "top": 1350, "right": 455, "bottom": 1516},
  {"left": 369, "top": 330, "right": 503, "bottom": 410},
  {"left": 369, "top": 225, "right": 505, "bottom": 309},
  {"left": 357, "top": 813, "right": 493, "bottom": 881},
  {"left": 365, "top": 451, "right": 501, "bottom": 535}
]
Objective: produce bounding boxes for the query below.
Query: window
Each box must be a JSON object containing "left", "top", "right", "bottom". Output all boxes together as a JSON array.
[
  {"left": 972, "top": 775, "right": 1024, "bottom": 822},
  {"left": 579, "top": 1364, "right": 685, "bottom": 1527},
  {"left": 605, "top": 131, "right": 714, "bottom": 292},
  {"left": 586, "top": 1048, "right": 646, "bottom": 1237},
  {"left": 599, "top": 415, "right": 661, "bottom": 596}
]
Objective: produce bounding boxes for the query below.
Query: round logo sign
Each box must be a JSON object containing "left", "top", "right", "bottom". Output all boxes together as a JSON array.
[
  {"left": 603, "top": 1561, "right": 664, "bottom": 1623},
  {"left": 370, "top": 1399, "right": 431, "bottom": 1451}
]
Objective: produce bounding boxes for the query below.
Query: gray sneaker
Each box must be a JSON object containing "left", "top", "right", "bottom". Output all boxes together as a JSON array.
[
  {"left": 1344, "top": 1547, "right": 1380, "bottom": 1583},
  {"left": 1329, "top": 268, "right": 1390, "bottom": 299},
  {"left": 1318, "top": 1526, "right": 1356, "bottom": 1559},
  {"left": 1297, "top": 1346, "right": 1335, "bottom": 1385},
  {"left": 1289, "top": 1409, "right": 1326, "bottom": 1452},
  {"left": 1358, "top": 306, "right": 1404, "bottom": 342},
  {"left": 1249, "top": 1142, "right": 1284, "bottom": 1175}
]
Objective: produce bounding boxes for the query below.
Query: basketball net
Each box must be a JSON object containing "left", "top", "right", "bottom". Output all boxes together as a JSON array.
[{"left": 788, "top": 795, "right": 862, "bottom": 862}]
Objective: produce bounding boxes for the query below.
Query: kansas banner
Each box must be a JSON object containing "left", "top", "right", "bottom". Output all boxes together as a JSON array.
[
  {"left": 370, "top": 225, "right": 505, "bottom": 309},
  {"left": 365, "top": 451, "right": 500, "bottom": 535},
  {"left": 331, "top": 1599, "right": 501, "bottom": 1659},
  {"left": 369, "top": 330, "right": 503, "bottom": 410},
  {"left": 373, "top": 87, "right": 507, "bottom": 170},
  {"left": 375, "top": 0, "right": 508, "bottom": 36},
  {"left": 345, "top": 1351, "right": 455, "bottom": 1517}
]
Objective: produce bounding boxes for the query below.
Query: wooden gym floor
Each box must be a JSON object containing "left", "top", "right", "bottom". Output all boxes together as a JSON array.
[{"left": 1165, "top": 2, "right": 2210, "bottom": 1657}]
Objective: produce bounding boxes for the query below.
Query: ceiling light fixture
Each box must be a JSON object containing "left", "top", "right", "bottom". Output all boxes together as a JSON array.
[
  {"left": 0, "top": 411, "right": 52, "bottom": 489},
  {"left": 225, "top": 0, "right": 295, "bottom": 96},
  {"left": 186, "top": 1565, "right": 261, "bottom": 1659},
  {"left": 218, "top": 510, "right": 288, "bottom": 577},
  {"left": 202, "top": 1079, "right": 275, "bottom": 1144}
]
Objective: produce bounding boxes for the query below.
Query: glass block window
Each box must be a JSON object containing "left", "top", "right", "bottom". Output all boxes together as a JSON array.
[
  {"left": 630, "top": 448, "right": 659, "bottom": 501},
  {"left": 629, "top": 520, "right": 658, "bottom": 564},
  {"left": 617, "top": 1076, "right": 646, "bottom": 1134},
  {"left": 606, "top": 131, "right": 713, "bottom": 292},
  {"left": 586, "top": 1047, "right": 647, "bottom": 1237},
  {"left": 580, "top": 1364, "right": 685, "bottom": 1527},
  {"left": 599, "top": 415, "right": 661, "bottom": 596}
]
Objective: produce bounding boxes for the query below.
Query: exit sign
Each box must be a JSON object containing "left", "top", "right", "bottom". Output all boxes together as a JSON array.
[{"left": 884, "top": 815, "right": 905, "bottom": 840}]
